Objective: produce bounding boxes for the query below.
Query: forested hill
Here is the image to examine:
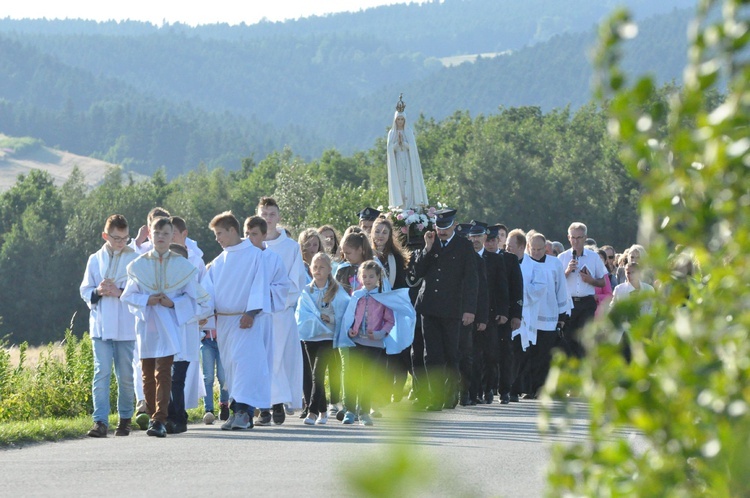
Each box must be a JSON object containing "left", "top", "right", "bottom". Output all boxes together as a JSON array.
[{"left": 0, "top": 0, "right": 697, "bottom": 176}]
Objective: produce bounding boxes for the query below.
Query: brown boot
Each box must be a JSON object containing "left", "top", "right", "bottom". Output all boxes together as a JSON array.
[{"left": 114, "top": 418, "right": 132, "bottom": 436}]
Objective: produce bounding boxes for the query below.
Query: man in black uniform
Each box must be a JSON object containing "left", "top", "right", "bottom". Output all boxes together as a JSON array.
[
  {"left": 411, "top": 209, "right": 478, "bottom": 411},
  {"left": 454, "top": 223, "right": 488, "bottom": 407},
  {"left": 488, "top": 224, "right": 524, "bottom": 403},
  {"left": 357, "top": 207, "right": 381, "bottom": 235},
  {"left": 468, "top": 222, "right": 509, "bottom": 404}
]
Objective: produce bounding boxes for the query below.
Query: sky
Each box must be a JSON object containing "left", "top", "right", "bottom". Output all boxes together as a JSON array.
[{"left": 2, "top": 0, "right": 429, "bottom": 26}]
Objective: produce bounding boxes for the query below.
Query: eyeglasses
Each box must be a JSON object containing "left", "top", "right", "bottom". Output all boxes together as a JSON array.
[
  {"left": 569, "top": 235, "right": 585, "bottom": 240},
  {"left": 607, "top": 255, "right": 615, "bottom": 259},
  {"left": 107, "top": 234, "right": 130, "bottom": 243}
]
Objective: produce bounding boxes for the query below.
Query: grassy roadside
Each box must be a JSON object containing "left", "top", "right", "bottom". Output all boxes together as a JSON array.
[{"left": 0, "top": 410, "right": 207, "bottom": 448}]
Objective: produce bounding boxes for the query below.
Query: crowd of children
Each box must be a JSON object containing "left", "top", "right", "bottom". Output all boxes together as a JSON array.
[{"left": 80, "top": 198, "right": 417, "bottom": 438}]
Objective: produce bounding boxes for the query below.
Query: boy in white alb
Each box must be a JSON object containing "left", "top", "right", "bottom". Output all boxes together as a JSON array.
[
  {"left": 121, "top": 217, "right": 199, "bottom": 438},
  {"left": 80, "top": 214, "right": 139, "bottom": 437},
  {"left": 244, "top": 216, "right": 292, "bottom": 425},
  {"left": 258, "top": 197, "right": 307, "bottom": 424},
  {"left": 201, "top": 211, "right": 268, "bottom": 431}
]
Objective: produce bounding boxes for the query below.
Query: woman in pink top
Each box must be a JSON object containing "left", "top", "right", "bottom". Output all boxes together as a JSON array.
[{"left": 594, "top": 248, "right": 613, "bottom": 315}]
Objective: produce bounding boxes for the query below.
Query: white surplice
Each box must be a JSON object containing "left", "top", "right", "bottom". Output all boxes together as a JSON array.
[
  {"left": 80, "top": 244, "right": 139, "bottom": 341},
  {"left": 178, "top": 251, "right": 210, "bottom": 409},
  {"left": 201, "top": 239, "right": 269, "bottom": 409},
  {"left": 121, "top": 250, "right": 199, "bottom": 359},
  {"left": 264, "top": 229, "right": 307, "bottom": 408},
  {"left": 536, "top": 255, "right": 571, "bottom": 333},
  {"left": 258, "top": 248, "right": 292, "bottom": 402},
  {"left": 515, "top": 256, "right": 548, "bottom": 350}
]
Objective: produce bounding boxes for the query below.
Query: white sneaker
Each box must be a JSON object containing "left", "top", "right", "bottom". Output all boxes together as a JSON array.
[
  {"left": 221, "top": 413, "right": 236, "bottom": 431},
  {"left": 284, "top": 404, "right": 295, "bottom": 416},
  {"left": 327, "top": 404, "right": 339, "bottom": 416},
  {"left": 231, "top": 410, "right": 252, "bottom": 430},
  {"left": 315, "top": 413, "right": 328, "bottom": 425},
  {"left": 303, "top": 413, "right": 317, "bottom": 425},
  {"left": 203, "top": 412, "right": 216, "bottom": 425}
]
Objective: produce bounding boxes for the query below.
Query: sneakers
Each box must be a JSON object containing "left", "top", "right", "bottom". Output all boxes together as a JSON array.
[
  {"left": 341, "top": 411, "right": 356, "bottom": 424},
  {"left": 284, "top": 403, "right": 294, "bottom": 416},
  {"left": 146, "top": 420, "right": 167, "bottom": 438},
  {"left": 316, "top": 413, "right": 328, "bottom": 425},
  {"left": 272, "top": 404, "right": 286, "bottom": 425},
  {"left": 87, "top": 421, "right": 108, "bottom": 438},
  {"left": 298, "top": 408, "right": 309, "bottom": 419},
  {"left": 219, "top": 403, "right": 230, "bottom": 421},
  {"left": 203, "top": 411, "right": 216, "bottom": 425},
  {"left": 327, "top": 404, "right": 339, "bottom": 416},
  {"left": 114, "top": 418, "right": 131, "bottom": 437},
  {"left": 256, "top": 410, "right": 272, "bottom": 426},
  {"left": 231, "top": 410, "right": 252, "bottom": 430},
  {"left": 134, "top": 412, "right": 150, "bottom": 430},
  {"left": 135, "top": 399, "right": 149, "bottom": 414},
  {"left": 336, "top": 408, "right": 347, "bottom": 422},
  {"left": 303, "top": 413, "right": 317, "bottom": 425},
  {"left": 360, "top": 413, "right": 374, "bottom": 426},
  {"left": 221, "top": 413, "right": 236, "bottom": 431}
]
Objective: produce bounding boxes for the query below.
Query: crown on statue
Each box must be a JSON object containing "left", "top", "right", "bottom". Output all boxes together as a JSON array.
[{"left": 396, "top": 93, "right": 406, "bottom": 113}]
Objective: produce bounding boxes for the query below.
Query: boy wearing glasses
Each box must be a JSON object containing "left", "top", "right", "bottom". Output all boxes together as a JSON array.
[{"left": 80, "top": 214, "right": 139, "bottom": 437}]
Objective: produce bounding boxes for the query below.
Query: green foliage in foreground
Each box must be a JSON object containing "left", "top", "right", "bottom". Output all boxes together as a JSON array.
[
  {"left": 0, "top": 331, "right": 95, "bottom": 423},
  {"left": 543, "top": 0, "right": 750, "bottom": 495}
]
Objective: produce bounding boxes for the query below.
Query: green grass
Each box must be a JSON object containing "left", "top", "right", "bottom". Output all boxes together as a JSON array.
[{"left": 0, "top": 408, "right": 208, "bottom": 448}]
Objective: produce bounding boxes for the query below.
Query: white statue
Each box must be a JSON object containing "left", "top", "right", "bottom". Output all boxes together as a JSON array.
[{"left": 386, "top": 95, "right": 429, "bottom": 209}]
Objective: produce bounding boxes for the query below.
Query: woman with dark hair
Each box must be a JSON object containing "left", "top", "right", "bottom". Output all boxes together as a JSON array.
[{"left": 370, "top": 216, "right": 410, "bottom": 290}]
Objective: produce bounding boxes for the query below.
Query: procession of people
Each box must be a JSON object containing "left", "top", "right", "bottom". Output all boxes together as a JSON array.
[{"left": 80, "top": 97, "right": 656, "bottom": 437}]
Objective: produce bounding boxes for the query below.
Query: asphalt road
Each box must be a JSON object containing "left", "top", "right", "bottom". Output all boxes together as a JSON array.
[{"left": 0, "top": 398, "right": 590, "bottom": 497}]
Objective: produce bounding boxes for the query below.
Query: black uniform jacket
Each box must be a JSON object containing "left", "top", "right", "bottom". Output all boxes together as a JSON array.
[{"left": 411, "top": 235, "right": 478, "bottom": 319}]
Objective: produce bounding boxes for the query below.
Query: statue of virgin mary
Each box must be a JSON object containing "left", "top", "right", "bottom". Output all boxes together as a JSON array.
[{"left": 386, "top": 95, "right": 429, "bottom": 209}]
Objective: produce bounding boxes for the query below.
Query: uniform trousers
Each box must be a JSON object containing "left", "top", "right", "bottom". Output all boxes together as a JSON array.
[
  {"left": 496, "top": 322, "right": 515, "bottom": 395},
  {"left": 457, "top": 323, "right": 473, "bottom": 398},
  {"left": 472, "top": 321, "right": 499, "bottom": 399},
  {"left": 422, "top": 314, "right": 462, "bottom": 403}
]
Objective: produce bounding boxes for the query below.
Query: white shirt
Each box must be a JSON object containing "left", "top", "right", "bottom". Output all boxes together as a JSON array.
[
  {"left": 80, "top": 244, "right": 139, "bottom": 341},
  {"left": 558, "top": 247, "right": 607, "bottom": 298}
]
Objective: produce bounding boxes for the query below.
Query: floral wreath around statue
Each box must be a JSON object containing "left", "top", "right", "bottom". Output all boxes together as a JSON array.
[{"left": 382, "top": 203, "right": 446, "bottom": 239}]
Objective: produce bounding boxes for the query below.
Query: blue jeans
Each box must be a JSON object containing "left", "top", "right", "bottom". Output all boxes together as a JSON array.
[
  {"left": 92, "top": 338, "right": 135, "bottom": 424},
  {"left": 201, "top": 338, "right": 228, "bottom": 412}
]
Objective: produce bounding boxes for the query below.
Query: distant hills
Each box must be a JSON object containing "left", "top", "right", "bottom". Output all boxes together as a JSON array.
[
  {"left": 0, "top": 134, "right": 140, "bottom": 191},
  {"left": 0, "top": 0, "right": 699, "bottom": 177}
]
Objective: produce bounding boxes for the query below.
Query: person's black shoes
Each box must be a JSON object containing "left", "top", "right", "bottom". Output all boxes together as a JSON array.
[
  {"left": 272, "top": 403, "right": 286, "bottom": 425},
  {"left": 87, "top": 421, "right": 108, "bottom": 438},
  {"left": 114, "top": 418, "right": 131, "bottom": 436},
  {"left": 146, "top": 420, "right": 167, "bottom": 438}
]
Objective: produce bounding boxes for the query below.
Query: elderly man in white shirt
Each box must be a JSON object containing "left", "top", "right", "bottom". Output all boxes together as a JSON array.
[{"left": 557, "top": 222, "right": 606, "bottom": 358}]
